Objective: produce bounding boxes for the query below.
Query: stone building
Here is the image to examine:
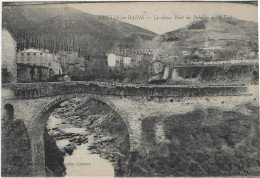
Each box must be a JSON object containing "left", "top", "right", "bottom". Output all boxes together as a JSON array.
[
  {"left": 17, "top": 63, "right": 53, "bottom": 83},
  {"left": 56, "top": 51, "right": 84, "bottom": 74},
  {"left": 2, "top": 28, "right": 17, "bottom": 83},
  {"left": 107, "top": 53, "right": 131, "bottom": 67},
  {"left": 56, "top": 51, "right": 79, "bottom": 64},
  {"left": 107, "top": 53, "right": 117, "bottom": 67},
  {"left": 123, "top": 57, "right": 131, "bottom": 66},
  {"left": 17, "top": 48, "right": 62, "bottom": 75}
]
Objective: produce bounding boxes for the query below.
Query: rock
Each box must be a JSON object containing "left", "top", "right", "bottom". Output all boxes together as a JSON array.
[
  {"left": 77, "top": 137, "right": 83, "bottom": 143},
  {"left": 88, "top": 145, "right": 96, "bottom": 150},
  {"left": 93, "top": 134, "right": 99, "bottom": 139},
  {"left": 65, "top": 133, "right": 73, "bottom": 137},
  {"left": 60, "top": 149, "right": 66, "bottom": 156},
  {"left": 52, "top": 131, "right": 61, "bottom": 137},
  {"left": 69, "top": 138, "right": 77, "bottom": 142},
  {"left": 64, "top": 145, "right": 75, "bottom": 155},
  {"left": 100, "top": 136, "right": 114, "bottom": 142}
]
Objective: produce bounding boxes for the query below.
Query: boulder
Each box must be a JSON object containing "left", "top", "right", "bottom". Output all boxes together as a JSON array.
[
  {"left": 69, "top": 138, "right": 77, "bottom": 142},
  {"left": 60, "top": 149, "right": 66, "bottom": 156},
  {"left": 52, "top": 131, "right": 62, "bottom": 137},
  {"left": 64, "top": 145, "right": 76, "bottom": 155}
]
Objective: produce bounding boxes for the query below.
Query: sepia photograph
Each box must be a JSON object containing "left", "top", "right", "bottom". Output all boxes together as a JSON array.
[{"left": 1, "top": 1, "right": 259, "bottom": 177}]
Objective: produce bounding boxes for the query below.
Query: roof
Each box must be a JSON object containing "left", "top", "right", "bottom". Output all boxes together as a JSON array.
[{"left": 21, "top": 48, "right": 44, "bottom": 53}]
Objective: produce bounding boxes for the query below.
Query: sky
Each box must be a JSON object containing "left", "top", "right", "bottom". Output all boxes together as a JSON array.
[{"left": 68, "top": 2, "right": 258, "bottom": 34}]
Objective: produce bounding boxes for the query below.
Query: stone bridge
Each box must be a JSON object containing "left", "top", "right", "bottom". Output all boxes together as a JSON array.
[{"left": 2, "top": 81, "right": 249, "bottom": 176}]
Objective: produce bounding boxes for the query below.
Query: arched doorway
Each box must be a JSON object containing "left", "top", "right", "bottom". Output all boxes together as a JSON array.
[{"left": 28, "top": 94, "right": 131, "bottom": 177}]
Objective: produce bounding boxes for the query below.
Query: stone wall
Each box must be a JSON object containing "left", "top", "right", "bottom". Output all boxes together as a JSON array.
[
  {"left": 1, "top": 119, "right": 32, "bottom": 176},
  {"left": 3, "top": 81, "right": 248, "bottom": 99},
  {"left": 171, "top": 64, "right": 259, "bottom": 84},
  {"left": 128, "top": 103, "right": 260, "bottom": 176}
]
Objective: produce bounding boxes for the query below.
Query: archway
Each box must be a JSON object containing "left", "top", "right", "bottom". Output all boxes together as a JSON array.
[
  {"left": 3, "top": 103, "right": 14, "bottom": 122},
  {"left": 28, "top": 94, "right": 131, "bottom": 176},
  {"left": 2, "top": 104, "right": 14, "bottom": 164}
]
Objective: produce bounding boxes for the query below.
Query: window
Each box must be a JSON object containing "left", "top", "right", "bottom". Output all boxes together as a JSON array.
[
  {"left": 27, "top": 58, "right": 30, "bottom": 61},
  {"left": 48, "top": 63, "right": 51, "bottom": 66},
  {"left": 34, "top": 53, "right": 36, "bottom": 56},
  {"left": 21, "top": 53, "right": 24, "bottom": 56},
  {"left": 27, "top": 53, "right": 30, "bottom": 56},
  {"left": 40, "top": 53, "right": 42, "bottom": 55}
]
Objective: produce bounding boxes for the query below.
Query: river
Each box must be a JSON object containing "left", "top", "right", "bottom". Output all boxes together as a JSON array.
[{"left": 47, "top": 114, "right": 115, "bottom": 177}]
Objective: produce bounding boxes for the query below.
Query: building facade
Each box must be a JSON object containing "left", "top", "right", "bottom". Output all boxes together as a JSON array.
[
  {"left": 107, "top": 53, "right": 132, "bottom": 67},
  {"left": 2, "top": 28, "right": 17, "bottom": 83},
  {"left": 56, "top": 51, "right": 79, "bottom": 64},
  {"left": 123, "top": 57, "right": 131, "bottom": 66},
  {"left": 107, "top": 53, "right": 117, "bottom": 67},
  {"left": 17, "top": 63, "right": 52, "bottom": 83},
  {"left": 56, "top": 51, "right": 85, "bottom": 74},
  {"left": 17, "top": 48, "right": 62, "bottom": 75}
]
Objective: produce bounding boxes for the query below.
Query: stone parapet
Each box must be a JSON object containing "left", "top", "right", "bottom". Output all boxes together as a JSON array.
[{"left": 2, "top": 81, "right": 248, "bottom": 99}]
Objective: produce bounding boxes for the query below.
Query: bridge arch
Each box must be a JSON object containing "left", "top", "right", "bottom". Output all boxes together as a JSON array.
[{"left": 27, "top": 93, "right": 132, "bottom": 176}]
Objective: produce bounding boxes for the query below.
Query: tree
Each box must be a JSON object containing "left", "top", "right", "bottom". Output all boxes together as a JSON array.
[{"left": 2, "top": 67, "right": 12, "bottom": 83}]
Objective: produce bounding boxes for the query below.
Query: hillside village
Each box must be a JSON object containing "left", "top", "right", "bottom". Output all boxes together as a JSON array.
[
  {"left": 2, "top": 25, "right": 259, "bottom": 84},
  {"left": 2, "top": 5, "right": 259, "bottom": 84}
]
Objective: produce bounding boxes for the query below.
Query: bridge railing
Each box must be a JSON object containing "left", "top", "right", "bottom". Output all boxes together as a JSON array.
[{"left": 2, "top": 81, "right": 248, "bottom": 99}]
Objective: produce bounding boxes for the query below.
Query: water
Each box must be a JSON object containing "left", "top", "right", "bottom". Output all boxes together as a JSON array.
[
  {"left": 56, "top": 140, "right": 70, "bottom": 150},
  {"left": 47, "top": 114, "right": 115, "bottom": 177},
  {"left": 63, "top": 143, "right": 114, "bottom": 177},
  {"left": 46, "top": 115, "right": 62, "bottom": 128}
]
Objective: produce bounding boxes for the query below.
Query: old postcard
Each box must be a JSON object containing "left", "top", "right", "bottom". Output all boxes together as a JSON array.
[{"left": 1, "top": 1, "right": 259, "bottom": 177}]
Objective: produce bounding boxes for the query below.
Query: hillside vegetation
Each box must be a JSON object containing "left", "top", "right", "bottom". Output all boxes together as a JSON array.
[
  {"left": 2, "top": 4, "right": 156, "bottom": 57},
  {"left": 146, "top": 18, "right": 258, "bottom": 63}
]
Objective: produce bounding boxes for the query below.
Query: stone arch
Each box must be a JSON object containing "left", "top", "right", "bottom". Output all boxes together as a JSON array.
[
  {"left": 28, "top": 93, "right": 131, "bottom": 135},
  {"left": 27, "top": 93, "right": 132, "bottom": 176}
]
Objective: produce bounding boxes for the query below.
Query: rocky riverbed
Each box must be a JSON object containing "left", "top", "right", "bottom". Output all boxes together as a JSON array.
[{"left": 45, "top": 98, "right": 130, "bottom": 176}]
